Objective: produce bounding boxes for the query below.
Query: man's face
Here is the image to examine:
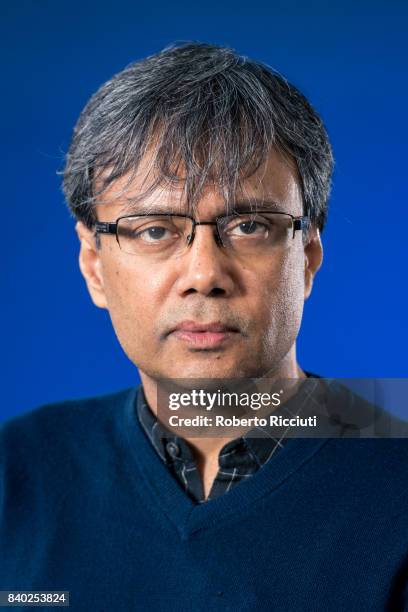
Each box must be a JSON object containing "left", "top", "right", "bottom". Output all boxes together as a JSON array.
[{"left": 77, "top": 148, "right": 322, "bottom": 383}]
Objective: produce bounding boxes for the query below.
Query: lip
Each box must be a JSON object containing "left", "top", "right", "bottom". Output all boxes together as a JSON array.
[{"left": 170, "top": 320, "right": 239, "bottom": 348}]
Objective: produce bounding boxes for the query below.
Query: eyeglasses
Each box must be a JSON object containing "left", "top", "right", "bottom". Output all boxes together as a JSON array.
[{"left": 94, "top": 211, "right": 310, "bottom": 260}]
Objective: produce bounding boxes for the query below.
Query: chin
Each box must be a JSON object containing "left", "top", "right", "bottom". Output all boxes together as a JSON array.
[
  {"left": 164, "top": 358, "right": 261, "bottom": 382},
  {"left": 135, "top": 348, "right": 269, "bottom": 383}
]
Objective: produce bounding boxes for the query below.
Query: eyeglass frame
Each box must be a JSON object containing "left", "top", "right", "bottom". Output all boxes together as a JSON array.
[{"left": 94, "top": 210, "right": 311, "bottom": 251}]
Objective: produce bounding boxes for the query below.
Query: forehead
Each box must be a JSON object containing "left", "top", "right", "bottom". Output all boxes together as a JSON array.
[{"left": 94, "top": 147, "right": 303, "bottom": 220}]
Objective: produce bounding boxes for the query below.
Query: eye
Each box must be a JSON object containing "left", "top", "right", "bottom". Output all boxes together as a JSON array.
[
  {"left": 136, "top": 225, "right": 174, "bottom": 242},
  {"left": 226, "top": 217, "right": 270, "bottom": 238}
]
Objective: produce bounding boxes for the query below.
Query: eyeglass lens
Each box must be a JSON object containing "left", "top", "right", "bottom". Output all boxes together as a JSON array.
[{"left": 116, "top": 213, "right": 294, "bottom": 258}]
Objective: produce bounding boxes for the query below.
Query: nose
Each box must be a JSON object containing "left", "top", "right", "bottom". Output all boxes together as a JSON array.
[{"left": 174, "top": 225, "right": 236, "bottom": 297}]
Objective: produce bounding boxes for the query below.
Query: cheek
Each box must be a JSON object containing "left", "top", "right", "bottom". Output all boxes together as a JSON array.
[
  {"left": 253, "top": 247, "right": 305, "bottom": 332},
  {"left": 102, "top": 248, "right": 164, "bottom": 308},
  {"left": 99, "top": 255, "right": 166, "bottom": 353}
]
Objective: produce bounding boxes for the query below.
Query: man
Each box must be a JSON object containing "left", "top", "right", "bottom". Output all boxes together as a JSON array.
[{"left": 1, "top": 42, "right": 407, "bottom": 611}]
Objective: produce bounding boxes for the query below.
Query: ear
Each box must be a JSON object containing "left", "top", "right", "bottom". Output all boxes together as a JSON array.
[
  {"left": 75, "top": 222, "right": 108, "bottom": 309},
  {"left": 304, "top": 226, "right": 323, "bottom": 300}
]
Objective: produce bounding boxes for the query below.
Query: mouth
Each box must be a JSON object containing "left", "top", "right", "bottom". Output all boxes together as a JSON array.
[{"left": 169, "top": 320, "right": 240, "bottom": 349}]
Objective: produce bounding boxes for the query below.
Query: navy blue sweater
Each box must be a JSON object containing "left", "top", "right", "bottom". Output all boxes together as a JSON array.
[{"left": 1, "top": 386, "right": 408, "bottom": 611}]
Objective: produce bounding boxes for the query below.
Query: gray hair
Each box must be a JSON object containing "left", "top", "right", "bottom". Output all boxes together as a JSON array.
[{"left": 62, "top": 41, "right": 334, "bottom": 231}]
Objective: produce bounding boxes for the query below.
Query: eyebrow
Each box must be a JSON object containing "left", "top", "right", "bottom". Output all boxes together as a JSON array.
[
  {"left": 229, "top": 199, "right": 282, "bottom": 213},
  {"left": 120, "top": 198, "right": 284, "bottom": 216}
]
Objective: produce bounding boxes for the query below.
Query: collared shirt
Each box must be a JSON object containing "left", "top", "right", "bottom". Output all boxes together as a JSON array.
[{"left": 136, "top": 374, "right": 320, "bottom": 504}]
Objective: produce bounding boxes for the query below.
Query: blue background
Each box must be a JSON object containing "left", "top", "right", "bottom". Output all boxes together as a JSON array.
[{"left": 2, "top": 1, "right": 407, "bottom": 422}]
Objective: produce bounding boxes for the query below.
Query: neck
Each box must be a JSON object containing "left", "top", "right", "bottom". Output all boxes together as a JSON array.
[{"left": 138, "top": 351, "right": 305, "bottom": 498}]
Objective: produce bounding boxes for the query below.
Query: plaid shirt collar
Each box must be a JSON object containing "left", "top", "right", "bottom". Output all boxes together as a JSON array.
[{"left": 135, "top": 374, "right": 320, "bottom": 502}]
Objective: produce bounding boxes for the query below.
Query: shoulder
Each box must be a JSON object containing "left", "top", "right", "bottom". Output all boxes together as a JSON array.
[
  {"left": 320, "top": 381, "right": 408, "bottom": 483},
  {"left": 300, "top": 377, "right": 408, "bottom": 473},
  {"left": 1, "top": 387, "right": 135, "bottom": 442},
  {"left": 0, "top": 387, "right": 137, "bottom": 480},
  {"left": 0, "top": 387, "right": 140, "bottom": 554}
]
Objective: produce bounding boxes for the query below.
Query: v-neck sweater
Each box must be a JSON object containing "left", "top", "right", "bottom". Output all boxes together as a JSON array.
[{"left": 1, "top": 386, "right": 408, "bottom": 611}]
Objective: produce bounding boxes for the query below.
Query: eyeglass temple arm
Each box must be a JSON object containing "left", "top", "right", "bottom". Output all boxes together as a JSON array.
[
  {"left": 94, "top": 222, "right": 118, "bottom": 235},
  {"left": 294, "top": 217, "right": 310, "bottom": 232}
]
